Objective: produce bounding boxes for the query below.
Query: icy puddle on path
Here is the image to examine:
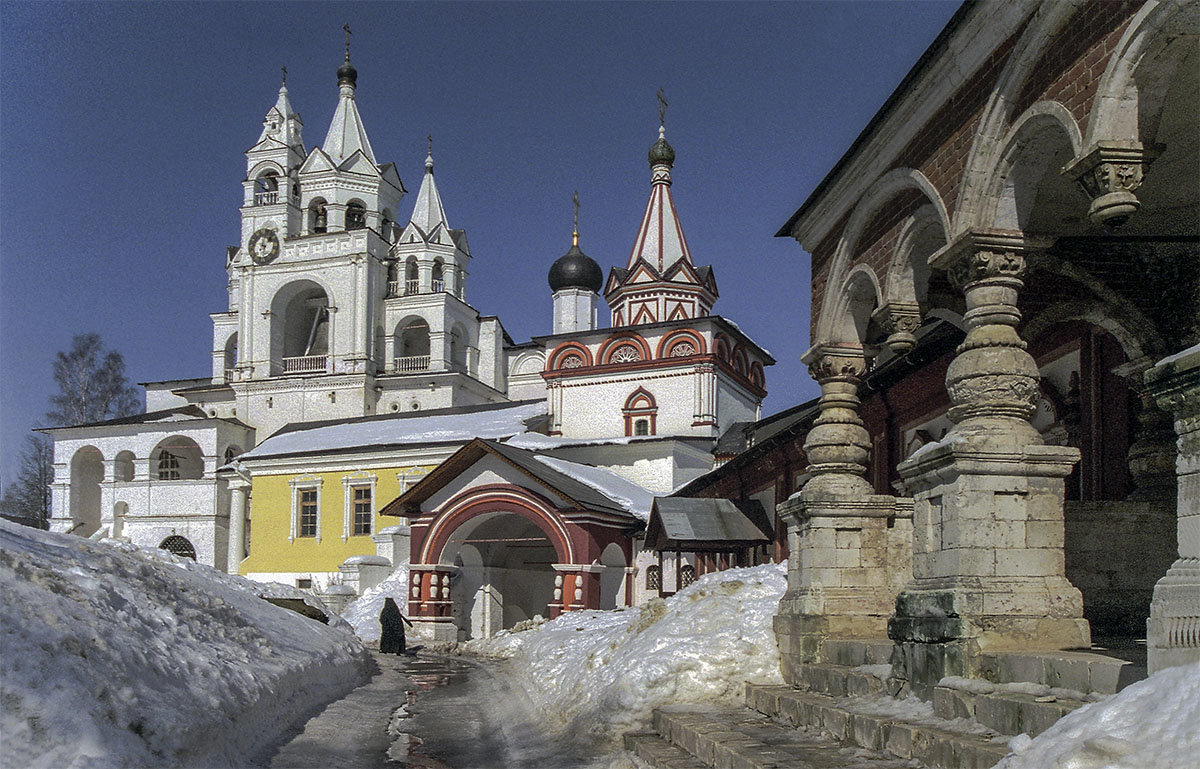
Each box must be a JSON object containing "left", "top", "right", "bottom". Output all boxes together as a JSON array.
[{"left": 257, "top": 650, "right": 626, "bottom": 769}]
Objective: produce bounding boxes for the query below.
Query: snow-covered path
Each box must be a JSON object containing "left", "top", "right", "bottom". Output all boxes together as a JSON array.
[{"left": 257, "top": 651, "right": 624, "bottom": 769}]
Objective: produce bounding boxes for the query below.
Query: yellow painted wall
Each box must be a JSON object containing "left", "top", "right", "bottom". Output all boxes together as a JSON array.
[{"left": 240, "top": 465, "right": 434, "bottom": 575}]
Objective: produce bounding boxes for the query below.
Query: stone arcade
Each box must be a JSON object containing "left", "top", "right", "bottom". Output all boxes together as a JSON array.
[{"left": 772, "top": 0, "right": 1198, "bottom": 691}]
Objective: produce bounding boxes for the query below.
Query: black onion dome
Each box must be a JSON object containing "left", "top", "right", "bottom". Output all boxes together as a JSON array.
[
  {"left": 548, "top": 244, "right": 603, "bottom": 293},
  {"left": 337, "top": 58, "right": 358, "bottom": 87},
  {"left": 648, "top": 135, "right": 675, "bottom": 167}
]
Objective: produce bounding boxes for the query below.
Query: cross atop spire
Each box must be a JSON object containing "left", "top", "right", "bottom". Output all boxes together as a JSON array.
[
  {"left": 281, "top": 65, "right": 287, "bottom": 86},
  {"left": 657, "top": 87, "right": 668, "bottom": 129},
  {"left": 343, "top": 23, "right": 352, "bottom": 61},
  {"left": 572, "top": 190, "right": 580, "bottom": 246}
]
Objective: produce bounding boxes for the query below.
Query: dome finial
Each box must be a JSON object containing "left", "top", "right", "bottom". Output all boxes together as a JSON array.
[
  {"left": 648, "top": 87, "right": 675, "bottom": 170},
  {"left": 337, "top": 23, "right": 358, "bottom": 89},
  {"left": 572, "top": 190, "right": 580, "bottom": 247}
]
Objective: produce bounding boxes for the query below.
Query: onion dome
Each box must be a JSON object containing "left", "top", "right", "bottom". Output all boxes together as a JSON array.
[
  {"left": 337, "top": 55, "right": 357, "bottom": 88},
  {"left": 648, "top": 125, "right": 675, "bottom": 168},
  {"left": 548, "top": 241, "right": 603, "bottom": 293}
]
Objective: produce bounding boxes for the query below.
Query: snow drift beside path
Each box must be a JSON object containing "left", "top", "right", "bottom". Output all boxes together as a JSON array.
[
  {"left": 995, "top": 661, "right": 1200, "bottom": 769},
  {"left": 461, "top": 562, "right": 787, "bottom": 743},
  {"left": 0, "top": 520, "right": 371, "bottom": 769},
  {"left": 341, "top": 564, "right": 430, "bottom": 643}
]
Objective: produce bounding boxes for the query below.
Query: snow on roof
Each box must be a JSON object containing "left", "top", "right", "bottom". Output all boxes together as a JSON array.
[
  {"left": 505, "top": 432, "right": 638, "bottom": 450},
  {"left": 242, "top": 400, "right": 547, "bottom": 459},
  {"left": 533, "top": 454, "right": 655, "bottom": 521}
]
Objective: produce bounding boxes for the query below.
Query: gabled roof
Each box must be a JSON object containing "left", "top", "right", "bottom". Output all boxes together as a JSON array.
[
  {"left": 240, "top": 400, "right": 548, "bottom": 460},
  {"left": 380, "top": 438, "right": 649, "bottom": 521},
  {"left": 39, "top": 406, "right": 248, "bottom": 433},
  {"left": 645, "top": 497, "right": 773, "bottom": 551},
  {"left": 338, "top": 150, "right": 381, "bottom": 177},
  {"left": 299, "top": 146, "right": 338, "bottom": 174}
]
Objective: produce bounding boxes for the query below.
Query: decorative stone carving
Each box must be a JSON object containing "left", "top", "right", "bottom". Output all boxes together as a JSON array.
[
  {"left": 1114, "top": 356, "right": 1179, "bottom": 501},
  {"left": 889, "top": 230, "right": 1087, "bottom": 694},
  {"left": 1062, "top": 141, "right": 1160, "bottom": 227},
  {"left": 873, "top": 302, "right": 922, "bottom": 355},
  {"left": 799, "top": 345, "right": 873, "bottom": 499}
]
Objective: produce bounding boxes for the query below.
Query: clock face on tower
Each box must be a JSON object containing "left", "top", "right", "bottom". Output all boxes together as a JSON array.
[{"left": 249, "top": 228, "right": 280, "bottom": 265}]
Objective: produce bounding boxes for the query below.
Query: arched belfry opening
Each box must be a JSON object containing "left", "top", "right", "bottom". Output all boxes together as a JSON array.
[
  {"left": 254, "top": 172, "right": 280, "bottom": 206},
  {"left": 393, "top": 316, "right": 430, "bottom": 373},
  {"left": 271, "top": 280, "right": 332, "bottom": 375},
  {"left": 440, "top": 511, "right": 562, "bottom": 640}
]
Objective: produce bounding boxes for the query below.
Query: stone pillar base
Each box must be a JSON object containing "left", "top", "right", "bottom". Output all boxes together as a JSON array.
[
  {"left": 888, "top": 584, "right": 1091, "bottom": 698},
  {"left": 1147, "top": 557, "right": 1200, "bottom": 672},
  {"left": 413, "top": 617, "right": 458, "bottom": 643},
  {"left": 775, "top": 494, "right": 912, "bottom": 675}
]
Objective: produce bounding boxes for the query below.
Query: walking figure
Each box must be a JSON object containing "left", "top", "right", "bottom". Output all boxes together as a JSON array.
[{"left": 379, "top": 597, "right": 414, "bottom": 655}]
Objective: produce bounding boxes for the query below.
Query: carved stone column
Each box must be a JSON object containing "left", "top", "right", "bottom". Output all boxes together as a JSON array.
[
  {"left": 1144, "top": 344, "right": 1200, "bottom": 673},
  {"left": 1115, "top": 357, "right": 1180, "bottom": 501},
  {"left": 774, "top": 345, "right": 913, "bottom": 678},
  {"left": 874, "top": 301, "right": 922, "bottom": 355},
  {"left": 1063, "top": 141, "right": 1159, "bottom": 227},
  {"left": 889, "top": 230, "right": 1088, "bottom": 697}
]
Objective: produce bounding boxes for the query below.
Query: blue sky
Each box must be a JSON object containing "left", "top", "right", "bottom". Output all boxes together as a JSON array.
[{"left": 0, "top": 1, "right": 960, "bottom": 484}]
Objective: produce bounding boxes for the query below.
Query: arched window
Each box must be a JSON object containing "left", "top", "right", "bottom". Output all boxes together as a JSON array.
[
  {"left": 345, "top": 200, "right": 367, "bottom": 231},
  {"left": 609, "top": 344, "right": 642, "bottom": 364},
  {"left": 405, "top": 258, "right": 419, "bottom": 295},
  {"left": 394, "top": 318, "right": 431, "bottom": 372},
  {"left": 159, "top": 535, "right": 196, "bottom": 560},
  {"left": 623, "top": 388, "right": 658, "bottom": 437},
  {"left": 271, "top": 281, "right": 331, "bottom": 373},
  {"left": 224, "top": 332, "right": 238, "bottom": 375},
  {"left": 381, "top": 209, "right": 394, "bottom": 241},
  {"left": 151, "top": 437, "right": 204, "bottom": 481},
  {"left": 645, "top": 564, "right": 661, "bottom": 591},
  {"left": 254, "top": 172, "right": 279, "bottom": 205},
  {"left": 432, "top": 259, "right": 445, "bottom": 292},
  {"left": 112, "top": 451, "right": 134, "bottom": 482},
  {"left": 223, "top": 446, "right": 243, "bottom": 465},
  {"left": 309, "top": 199, "right": 328, "bottom": 234}
]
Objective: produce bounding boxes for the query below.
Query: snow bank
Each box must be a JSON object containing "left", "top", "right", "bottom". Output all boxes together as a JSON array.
[
  {"left": 0, "top": 520, "right": 371, "bottom": 769},
  {"left": 995, "top": 662, "right": 1200, "bottom": 769},
  {"left": 340, "top": 564, "right": 429, "bottom": 644},
  {"left": 461, "top": 562, "right": 786, "bottom": 743}
]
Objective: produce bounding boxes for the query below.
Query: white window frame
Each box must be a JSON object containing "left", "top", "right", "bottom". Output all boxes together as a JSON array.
[
  {"left": 342, "top": 474, "right": 378, "bottom": 541},
  {"left": 289, "top": 477, "right": 323, "bottom": 543}
]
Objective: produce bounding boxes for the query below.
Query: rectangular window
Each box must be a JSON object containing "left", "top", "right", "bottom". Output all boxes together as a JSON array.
[
  {"left": 158, "top": 451, "right": 180, "bottom": 481},
  {"left": 298, "top": 489, "right": 318, "bottom": 537},
  {"left": 352, "top": 486, "right": 372, "bottom": 536},
  {"left": 296, "top": 578, "right": 312, "bottom": 589},
  {"left": 634, "top": 419, "right": 650, "bottom": 436}
]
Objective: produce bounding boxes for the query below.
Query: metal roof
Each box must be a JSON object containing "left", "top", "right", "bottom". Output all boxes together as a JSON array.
[{"left": 647, "top": 497, "right": 772, "bottom": 550}]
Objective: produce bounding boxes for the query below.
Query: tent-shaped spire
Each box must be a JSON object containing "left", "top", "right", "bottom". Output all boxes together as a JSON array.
[
  {"left": 321, "top": 51, "right": 376, "bottom": 164},
  {"left": 408, "top": 149, "right": 449, "bottom": 232},
  {"left": 625, "top": 124, "right": 693, "bottom": 272},
  {"left": 257, "top": 70, "right": 304, "bottom": 148}
]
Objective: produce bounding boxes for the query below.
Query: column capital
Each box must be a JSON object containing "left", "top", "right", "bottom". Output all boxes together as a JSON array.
[
  {"left": 1062, "top": 141, "right": 1161, "bottom": 227},
  {"left": 931, "top": 229, "right": 1052, "bottom": 289},
  {"left": 801, "top": 344, "right": 871, "bottom": 384},
  {"left": 872, "top": 301, "right": 922, "bottom": 354}
]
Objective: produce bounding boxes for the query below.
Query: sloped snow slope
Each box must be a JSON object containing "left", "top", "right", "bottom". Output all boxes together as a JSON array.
[
  {"left": 462, "top": 562, "right": 786, "bottom": 744},
  {"left": 0, "top": 520, "right": 371, "bottom": 769},
  {"left": 341, "top": 564, "right": 419, "bottom": 642},
  {"left": 995, "top": 661, "right": 1200, "bottom": 769}
]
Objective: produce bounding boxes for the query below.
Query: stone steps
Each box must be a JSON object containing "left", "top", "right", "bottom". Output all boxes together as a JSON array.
[
  {"left": 745, "top": 685, "right": 1010, "bottom": 769},
  {"left": 627, "top": 704, "right": 924, "bottom": 769}
]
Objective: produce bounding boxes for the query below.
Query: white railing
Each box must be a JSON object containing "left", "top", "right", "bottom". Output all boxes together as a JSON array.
[
  {"left": 281, "top": 355, "right": 329, "bottom": 374},
  {"left": 406, "top": 279, "right": 420, "bottom": 295},
  {"left": 393, "top": 355, "right": 431, "bottom": 373},
  {"left": 432, "top": 279, "right": 445, "bottom": 293},
  {"left": 387, "top": 280, "right": 401, "bottom": 298},
  {"left": 255, "top": 191, "right": 279, "bottom": 205}
]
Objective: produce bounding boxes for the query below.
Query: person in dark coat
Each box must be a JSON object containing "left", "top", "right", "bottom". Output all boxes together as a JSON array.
[{"left": 379, "top": 597, "right": 413, "bottom": 655}]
